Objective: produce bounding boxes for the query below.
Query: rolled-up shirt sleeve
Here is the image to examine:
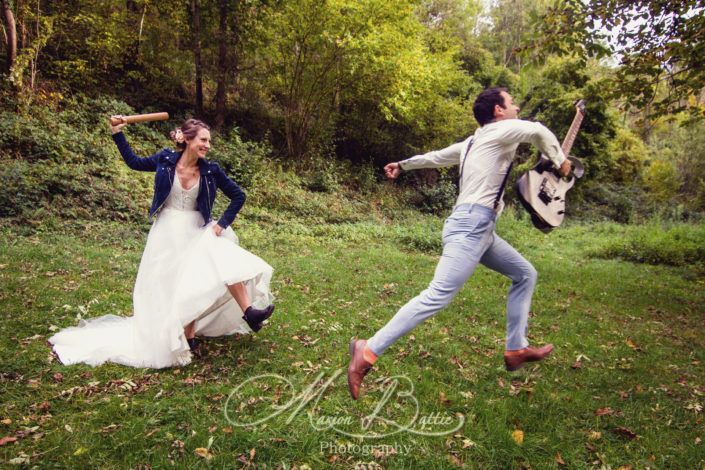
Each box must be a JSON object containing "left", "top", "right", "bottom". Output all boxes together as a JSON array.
[
  {"left": 398, "top": 139, "right": 469, "bottom": 170},
  {"left": 497, "top": 120, "right": 566, "bottom": 168}
]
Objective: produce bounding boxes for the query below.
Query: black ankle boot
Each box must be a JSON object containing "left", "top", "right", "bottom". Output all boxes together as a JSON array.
[
  {"left": 187, "top": 337, "right": 200, "bottom": 355},
  {"left": 243, "top": 305, "right": 275, "bottom": 332}
]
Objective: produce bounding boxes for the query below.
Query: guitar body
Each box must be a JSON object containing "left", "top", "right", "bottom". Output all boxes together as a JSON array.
[
  {"left": 515, "top": 157, "right": 576, "bottom": 232},
  {"left": 516, "top": 100, "right": 586, "bottom": 232}
]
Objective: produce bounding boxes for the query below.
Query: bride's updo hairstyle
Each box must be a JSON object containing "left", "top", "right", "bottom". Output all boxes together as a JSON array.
[{"left": 170, "top": 118, "right": 210, "bottom": 150}]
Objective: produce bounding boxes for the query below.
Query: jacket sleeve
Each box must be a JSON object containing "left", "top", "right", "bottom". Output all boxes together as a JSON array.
[
  {"left": 213, "top": 164, "right": 246, "bottom": 228},
  {"left": 398, "top": 139, "right": 468, "bottom": 170},
  {"left": 112, "top": 132, "right": 162, "bottom": 172}
]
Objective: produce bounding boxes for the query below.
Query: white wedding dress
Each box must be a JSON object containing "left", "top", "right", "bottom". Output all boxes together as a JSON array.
[{"left": 49, "top": 176, "right": 274, "bottom": 368}]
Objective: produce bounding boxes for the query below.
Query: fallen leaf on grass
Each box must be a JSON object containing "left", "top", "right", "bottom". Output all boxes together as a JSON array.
[
  {"left": 236, "top": 448, "right": 256, "bottom": 466},
  {"left": 571, "top": 360, "right": 583, "bottom": 369},
  {"left": 35, "top": 401, "right": 51, "bottom": 412},
  {"left": 613, "top": 426, "right": 637, "bottom": 440},
  {"left": 194, "top": 448, "right": 213, "bottom": 460},
  {"left": 73, "top": 447, "right": 87, "bottom": 456},
  {"left": 100, "top": 424, "right": 120, "bottom": 434},
  {"left": 555, "top": 452, "right": 565, "bottom": 465},
  {"left": 686, "top": 402, "right": 703, "bottom": 413},
  {"left": 0, "top": 436, "right": 18, "bottom": 446},
  {"left": 449, "top": 356, "right": 464, "bottom": 370},
  {"left": 594, "top": 407, "right": 614, "bottom": 416},
  {"left": 182, "top": 376, "right": 203, "bottom": 385},
  {"left": 616, "top": 465, "right": 633, "bottom": 470},
  {"left": 448, "top": 452, "right": 464, "bottom": 467},
  {"left": 511, "top": 430, "right": 524, "bottom": 444},
  {"left": 588, "top": 431, "right": 602, "bottom": 440},
  {"left": 14, "top": 426, "right": 39, "bottom": 439},
  {"left": 372, "top": 446, "right": 397, "bottom": 460},
  {"left": 1, "top": 419, "right": 12, "bottom": 425},
  {"left": 8, "top": 452, "right": 30, "bottom": 465},
  {"left": 352, "top": 462, "right": 381, "bottom": 470},
  {"left": 625, "top": 338, "right": 641, "bottom": 351},
  {"left": 439, "top": 392, "right": 451, "bottom": 406}
]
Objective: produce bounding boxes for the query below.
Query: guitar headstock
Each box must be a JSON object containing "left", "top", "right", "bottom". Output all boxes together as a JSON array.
[{"left": 574, "top": 99, "right": 586, "bottom": 115}]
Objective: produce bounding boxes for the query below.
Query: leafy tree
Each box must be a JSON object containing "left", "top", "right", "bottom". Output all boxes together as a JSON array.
[
  {"left": 643, "top": 159, "right": 680, "bottom": 203},
  {"left": 1, "top": 0, "right": 17, "bottom": 73},
  {"left": 519, "top": 56, "right": 617, "bottom": 186},
  {"left": 254, "top": 0, "right": 473, "bottom": 161},
  {"left": 606, "top": 127, "right": 646, "bottom": 184},
  {"left": 648, "top": 115, "right": 705, "bottom": 210},
  {"left": 532, "top": 0, "right": 705, "bottom": 118}
]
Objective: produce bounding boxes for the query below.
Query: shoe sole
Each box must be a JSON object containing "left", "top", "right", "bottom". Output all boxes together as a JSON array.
[{"left": 348, "top": 339, "right": 358, "bottom": 400}]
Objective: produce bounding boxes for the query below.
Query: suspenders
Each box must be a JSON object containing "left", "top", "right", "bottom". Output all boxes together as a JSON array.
[{"left": 459, "top": 138, "right": 513, "bottom": 211}]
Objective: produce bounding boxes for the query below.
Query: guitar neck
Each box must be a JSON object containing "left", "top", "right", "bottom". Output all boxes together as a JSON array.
[{"left": 561, "top": 111, "right": 584, "bottom": 156}]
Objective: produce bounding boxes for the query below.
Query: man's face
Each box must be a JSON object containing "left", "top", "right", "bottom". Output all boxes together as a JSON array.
[{"left": 495, "top": 91, "right": 520, "bottom": 121}]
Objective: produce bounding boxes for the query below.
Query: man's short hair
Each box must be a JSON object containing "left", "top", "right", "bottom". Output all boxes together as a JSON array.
[{"left": 473, "top": 87, "right": 507, "bottom": 126}]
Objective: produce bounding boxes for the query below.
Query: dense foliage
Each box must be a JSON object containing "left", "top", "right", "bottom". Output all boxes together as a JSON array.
[{"left": 1, "top": 0, "right": 704, "bottom": 221}]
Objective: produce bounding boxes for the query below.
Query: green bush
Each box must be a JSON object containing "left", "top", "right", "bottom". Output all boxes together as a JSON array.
[
  {"left": 588, "top": 222, "right": 705, "bottom": 268},
  {"left": 207, "top": 128, "right": 271, "bottom": 190},
  {"left": 573, "top": 182, "right": 645, "bottom": 223},
  {"left": 413, "top": 179, "right": 457, "bottom": 215}
]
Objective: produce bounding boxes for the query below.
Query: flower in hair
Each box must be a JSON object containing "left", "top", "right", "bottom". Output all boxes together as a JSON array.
[{"left": 174, "top": 129, "right": 185, "bottom": 144}]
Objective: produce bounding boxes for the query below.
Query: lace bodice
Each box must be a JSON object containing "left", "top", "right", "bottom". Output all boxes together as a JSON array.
[{"left": 164, "top": 176, "right": 199, "bottom": 211}]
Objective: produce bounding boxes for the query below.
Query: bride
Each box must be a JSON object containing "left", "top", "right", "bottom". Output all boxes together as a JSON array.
[{"left": 49, "top": 117, "right": 275, "bottom": 368}]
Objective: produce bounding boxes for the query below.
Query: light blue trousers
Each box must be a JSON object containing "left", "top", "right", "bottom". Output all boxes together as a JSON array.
[{"left": 367, "top": 203, "right": 537, "bottom": 356}]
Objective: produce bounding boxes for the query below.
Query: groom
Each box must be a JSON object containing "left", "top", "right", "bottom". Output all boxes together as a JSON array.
[{"left": 347, "top": 87, "right": 572, "bottom": 400}]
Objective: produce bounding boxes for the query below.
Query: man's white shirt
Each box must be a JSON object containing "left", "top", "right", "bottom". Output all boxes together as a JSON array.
[{"left": 398, "top": 119, "right": 566, "bottom": 213}]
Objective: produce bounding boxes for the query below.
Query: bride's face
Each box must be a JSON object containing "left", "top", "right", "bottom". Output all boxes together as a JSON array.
[{"left": 186, "top": 128, "right": 211, "bottom": 158}]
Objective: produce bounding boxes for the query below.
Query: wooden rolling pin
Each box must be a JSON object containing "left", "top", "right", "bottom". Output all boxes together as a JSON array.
[{"left": 109, "top": 112, "right": 169, "bottom": 126}]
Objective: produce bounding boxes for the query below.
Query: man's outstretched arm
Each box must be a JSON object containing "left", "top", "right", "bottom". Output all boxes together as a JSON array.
[{"left": 384, "top": 139, "right": 469, "bottom": 180}]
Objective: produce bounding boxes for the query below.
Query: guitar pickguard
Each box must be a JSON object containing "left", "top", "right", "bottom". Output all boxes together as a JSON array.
[{"left": 538, "top": 177, "right": 557, "bottom": 205}]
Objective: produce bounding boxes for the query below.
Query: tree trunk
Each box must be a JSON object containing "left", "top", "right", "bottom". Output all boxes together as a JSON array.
[
  {"left": 17, "top": 0, "right": 24, "bottom": 49},
  {"left": 1, "top": 0, "right": 17, "bottom": 73},
  {"left": 191, "top": 0, "right": 203, "bottom": 117},
  {"left": 214, "top": 0, "right": 229, "bottom": 128}
]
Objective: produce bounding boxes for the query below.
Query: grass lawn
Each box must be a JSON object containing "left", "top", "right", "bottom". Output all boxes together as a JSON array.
[{"left": 1, "top": 212, "right": 704, "bottom": 469}]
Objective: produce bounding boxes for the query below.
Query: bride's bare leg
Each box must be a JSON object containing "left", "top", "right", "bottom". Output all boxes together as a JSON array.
[
  {"left": 228, "top": 281, "right": 274, "bottom": 332},
  {"left": 227, "top": 282, "right": 251, "bottom": 311},
  {"left": 184, "top": 283, "right": 250, "bottom": 342},
  {"left": 184, "top": 321, "right": 196, "bottom": 339}
]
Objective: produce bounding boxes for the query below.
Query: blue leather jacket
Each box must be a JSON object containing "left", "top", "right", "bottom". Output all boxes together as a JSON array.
[{"left": 112, "top": 132, "right": 246, "bottom": 228}]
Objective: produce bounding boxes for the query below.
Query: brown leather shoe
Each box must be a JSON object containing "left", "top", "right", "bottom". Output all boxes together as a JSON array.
[
  {"left": 347, "top": 339, "right": 373, "bottom": 400},
  {"left": 504, "top": 344, "right": 554, "bottom": 371}
]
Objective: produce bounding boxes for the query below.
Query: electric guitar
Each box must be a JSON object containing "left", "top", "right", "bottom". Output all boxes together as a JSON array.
[{"left": 515, "top": 100, "right": 586, "bottom": 232}]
